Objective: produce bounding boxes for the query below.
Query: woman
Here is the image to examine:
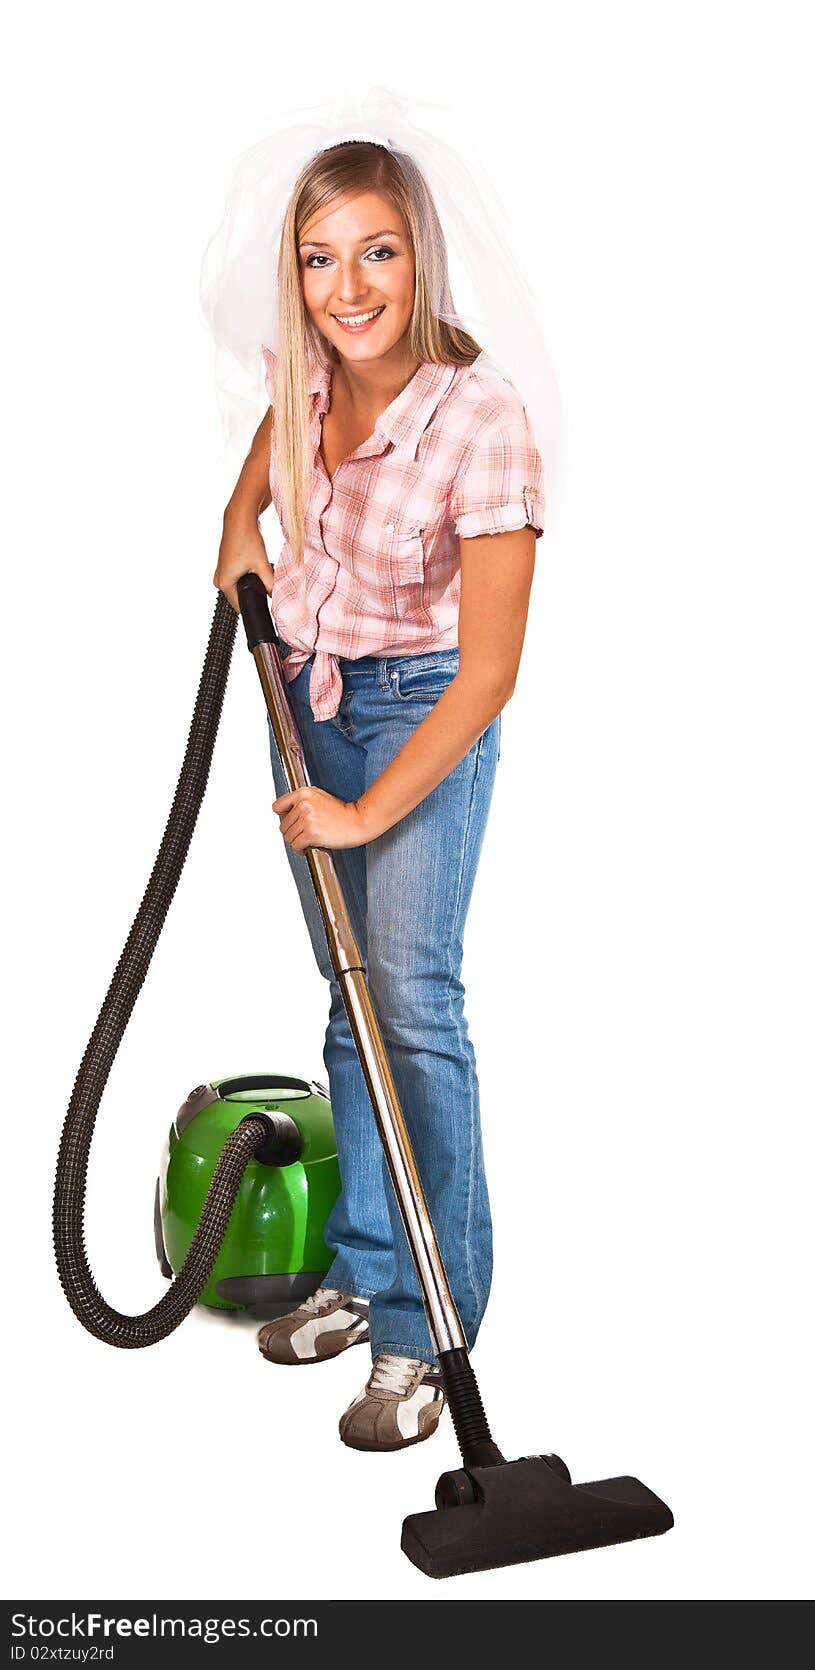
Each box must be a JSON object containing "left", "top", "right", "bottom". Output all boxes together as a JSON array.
[{"left": 213, "top": 135, "right": 544, "bottom": 1453}]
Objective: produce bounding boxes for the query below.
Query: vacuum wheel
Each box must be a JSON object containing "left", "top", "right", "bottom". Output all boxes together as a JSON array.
[
  {"left": 538, "top": 1453, "right": 571, "bottom": 1484},
  {"left": 435, "top": 1470, "right": 479, "bottom": 1509}
]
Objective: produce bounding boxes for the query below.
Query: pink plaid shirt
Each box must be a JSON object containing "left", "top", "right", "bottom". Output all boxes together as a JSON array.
[{"left": 261, "top": 347, "right": 545, "bottom": 721}]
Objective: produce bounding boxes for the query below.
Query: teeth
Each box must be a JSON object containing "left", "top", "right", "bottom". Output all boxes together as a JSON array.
[{"left": 335, "top": 306, "right": 384, "bottom": 327}]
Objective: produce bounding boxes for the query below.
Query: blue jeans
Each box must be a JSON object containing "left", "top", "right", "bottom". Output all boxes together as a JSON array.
[{"left": 266, "top": 640, "right": 501, "bottom": 1365}]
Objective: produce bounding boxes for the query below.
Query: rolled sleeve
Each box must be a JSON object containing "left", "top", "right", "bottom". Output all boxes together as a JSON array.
[{"left": 449, "top": 406, "right": 545, "bottom": 540}]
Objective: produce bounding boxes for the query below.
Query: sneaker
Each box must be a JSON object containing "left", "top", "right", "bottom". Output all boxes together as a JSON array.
[
  {"left": 257, "top": 1287, "right": 369, "bottom": 1365},
  {"left": 339, "top": 1352, "right": 446, "bottom": 1451}
]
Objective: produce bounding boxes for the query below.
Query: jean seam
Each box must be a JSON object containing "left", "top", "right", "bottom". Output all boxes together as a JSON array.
[
  {"left": 443, "top": 736, "right": 484, "bottom": 1333},
  {"left": 324, "top": 1275, "right": 380, "bottom": 1302},
  {"left": 392, "top": 687, "right": 456, "bottom": 704},
  {"left": 369, "top": 1340, "right": 439, "bottom": 1365}
]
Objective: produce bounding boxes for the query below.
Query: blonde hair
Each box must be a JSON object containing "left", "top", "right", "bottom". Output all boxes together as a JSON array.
[{"left": 275, "top": 141, "right": 481, "bottom": 566}]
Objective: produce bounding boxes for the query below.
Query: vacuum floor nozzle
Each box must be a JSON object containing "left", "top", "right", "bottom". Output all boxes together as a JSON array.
[{"left": 401, "top": 1453, "right": 674, "bottom": 1579}]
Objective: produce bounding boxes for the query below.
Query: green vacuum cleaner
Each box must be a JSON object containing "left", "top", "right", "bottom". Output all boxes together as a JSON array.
[
  {"left": 54, "top": 573, "right": 673, "bottom": 1577},
  {"left": 155, "top": 1076, "right": 340, "bottom": 1314}
]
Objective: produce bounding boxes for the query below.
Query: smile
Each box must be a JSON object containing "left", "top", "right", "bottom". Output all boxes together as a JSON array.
[{"left": 332, "top": 305, "right": 386, "bottom": 331}]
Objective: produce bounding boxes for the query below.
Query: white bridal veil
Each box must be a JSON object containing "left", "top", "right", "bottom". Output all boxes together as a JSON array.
[{"left": 199, "top": 85, "right": 564, "bottom": 535}]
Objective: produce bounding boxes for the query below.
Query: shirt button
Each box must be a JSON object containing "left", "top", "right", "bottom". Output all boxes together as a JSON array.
[{"left": 384, "top": 521, "right": 394, "bottom": 533}]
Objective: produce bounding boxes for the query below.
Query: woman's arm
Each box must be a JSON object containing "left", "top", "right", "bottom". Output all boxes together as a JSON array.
[
  {"left": 214, "top": 407, "right": 276, "bottom": 612},
  {"left": 356, "top": 525, "right": 536, "bottom": 836},
  {"left": 273, "top": 525, "right": 536, "bottom": 851},
  {"left": 226, "top": 406, "right": 274, "bottom": 523}
]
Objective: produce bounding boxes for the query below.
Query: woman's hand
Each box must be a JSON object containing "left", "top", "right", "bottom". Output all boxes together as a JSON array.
[
  {"left": 214, "top": 513, "right": 275, "bottom": 613},
  {"left": 273, "top": 786, "right": 370, "bottom": 852}
]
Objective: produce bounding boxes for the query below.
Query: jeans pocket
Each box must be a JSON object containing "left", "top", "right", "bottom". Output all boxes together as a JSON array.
[{"left": 391, "top": 653, "right": 460, "bottom": 702}]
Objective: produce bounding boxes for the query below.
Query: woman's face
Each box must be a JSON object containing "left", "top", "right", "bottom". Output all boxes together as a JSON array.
[{"left": 298, "top": 190, "right": 415, "bottom": 366}]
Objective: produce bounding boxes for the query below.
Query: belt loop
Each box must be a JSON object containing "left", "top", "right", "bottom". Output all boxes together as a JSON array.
[{"left": 379, "top": 655, "right": 390, "bottom": 691}]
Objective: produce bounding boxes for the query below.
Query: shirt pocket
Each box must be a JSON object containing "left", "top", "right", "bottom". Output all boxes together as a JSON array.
[
  {"left": 382, "top": 521, "right": 427, "bottom": 625},
  {"left": 385, "top": 521, "right": 426, "bottom": 584}
]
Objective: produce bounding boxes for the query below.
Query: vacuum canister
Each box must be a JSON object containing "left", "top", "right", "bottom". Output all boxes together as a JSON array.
[{"left": 155, "top": 1075, "right": 340, "bottom": 1314}]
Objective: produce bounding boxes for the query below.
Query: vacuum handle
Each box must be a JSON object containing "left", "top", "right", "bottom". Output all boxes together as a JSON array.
[
  {"left": 237, "top": 572, "right": 278, "bottom": 650},
  {"left": 217, "top": 1074, "right": 315, "bottom": 1099}
]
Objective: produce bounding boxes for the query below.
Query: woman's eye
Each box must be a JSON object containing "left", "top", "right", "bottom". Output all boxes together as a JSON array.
[{"left": 302, "top": 246, "right": 396, "bottom": 269}]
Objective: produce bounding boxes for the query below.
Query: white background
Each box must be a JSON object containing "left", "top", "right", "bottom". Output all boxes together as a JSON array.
[{"left": 4, "top": 0, "right": 813, "bottom": 1604}]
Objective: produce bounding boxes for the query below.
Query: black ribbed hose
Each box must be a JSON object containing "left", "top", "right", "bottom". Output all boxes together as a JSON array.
[
  {"left": 53, "top": 592, "right": 267, "bottom": 1348},
  {"left": 439, "top": 1349, "right": 505, "bottom": 1469}
]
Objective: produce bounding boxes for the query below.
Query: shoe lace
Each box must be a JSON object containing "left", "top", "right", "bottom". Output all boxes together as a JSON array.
[
  {"left": 369, "top": 1353, "right": 433, "bottom": 1397},
  {"left": 301, "top": 1286, "right": 342, "bottom": 1316}
]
